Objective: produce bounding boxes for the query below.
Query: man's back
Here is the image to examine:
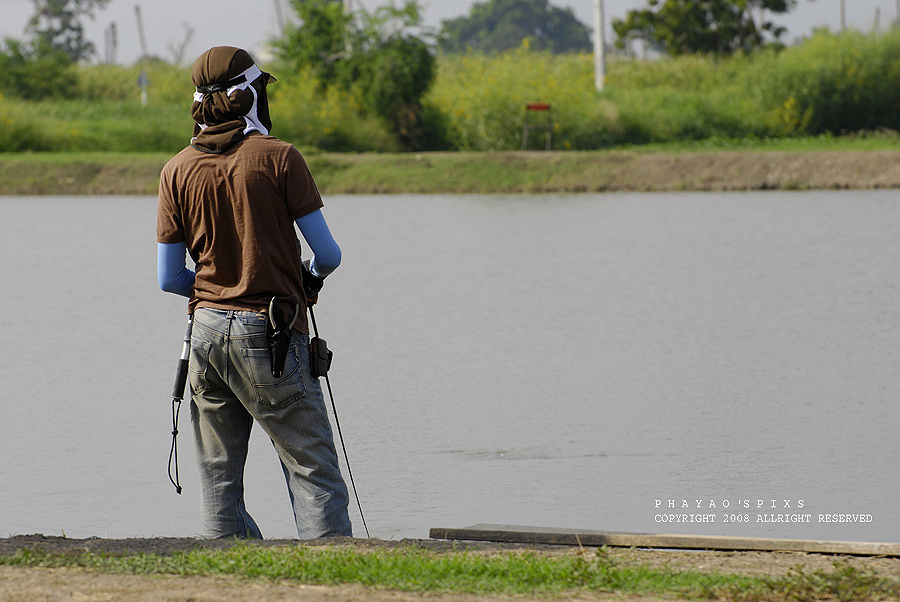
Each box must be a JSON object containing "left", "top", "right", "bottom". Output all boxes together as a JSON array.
[{"left": 158, "top": 133, "right": 323, "bottom": 332}]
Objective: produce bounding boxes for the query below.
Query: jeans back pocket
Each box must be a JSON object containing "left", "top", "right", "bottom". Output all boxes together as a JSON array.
[
  {"left": 239, "top": 341, "right": 309, "bottom": 409},
  {"left": 188, "top": 338, "right": 213, "bottom": 395}
]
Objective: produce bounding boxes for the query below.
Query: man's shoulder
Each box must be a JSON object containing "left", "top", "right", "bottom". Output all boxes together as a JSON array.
[
  {"left": 242, "top": 135, "right": 310, "bottom": 170},
  {"left": 162, "top": 145, "right": 202, "bottom": 172},
  {"left": 244, "top": 134, "right": 298, "bottom": 153}
]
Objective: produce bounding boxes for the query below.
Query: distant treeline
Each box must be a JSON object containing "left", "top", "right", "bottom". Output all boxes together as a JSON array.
[{"left": 2, "top": 29, "right": 900, "bottom": 153}]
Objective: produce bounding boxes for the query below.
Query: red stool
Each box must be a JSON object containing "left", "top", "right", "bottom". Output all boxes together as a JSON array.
[{"left": 522, "top": 102, "right": 553, "bottom": 150}]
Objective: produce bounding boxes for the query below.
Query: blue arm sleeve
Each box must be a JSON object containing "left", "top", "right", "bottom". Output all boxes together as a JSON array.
[
  {"left": 157, "top": 242, "right": 195, "bottom": 297},
  {"left": 296, "top": 209, "right": 342, "bottom": 277}
]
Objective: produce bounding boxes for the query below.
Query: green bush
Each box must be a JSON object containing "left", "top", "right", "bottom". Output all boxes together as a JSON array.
[
  {"left": 0, "top": 39, "right": 77, "bottom": 99},
  {"left": 425, "top": 48, "right": 617, "bottom": 150},
  {"left": 74, "top": 61, "right": 193, "bottom": 104},
  {"left": 274, "top": 0, "right": 436, "bottom": 150},
  {"left": 603, "top": 53, "right": 769, "bottom": 143},
  {"left": 269, "top": 70, "right": 400, "bottom": 152},
  {"left": 0, "top": 94, "right": 54, "bottom": 151},
  {"left": 749, "top": 29, "right": 900, "bottom": 135},
  {"left": 0, "top": 98, "right": 191, "bottom": 152}
]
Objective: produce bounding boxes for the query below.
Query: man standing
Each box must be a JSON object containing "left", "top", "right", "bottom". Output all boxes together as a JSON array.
[{"left": 157, "top": 46, "right": 352, "bottom": 539}]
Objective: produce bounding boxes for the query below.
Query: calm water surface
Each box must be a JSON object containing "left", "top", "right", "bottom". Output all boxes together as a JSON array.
[{"left": 1, "top": 191, "right": 898, "bottom": 542}]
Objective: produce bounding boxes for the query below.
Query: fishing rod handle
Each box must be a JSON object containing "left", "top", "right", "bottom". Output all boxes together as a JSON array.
[
  {"left": 180, "top": 318, "right": 193, "bottom": 358},
  {"left": 171, "top": 317, "right": 193, "bottom": 399}
]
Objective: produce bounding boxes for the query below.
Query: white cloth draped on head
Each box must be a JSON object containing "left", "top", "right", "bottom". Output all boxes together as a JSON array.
[{"left": 192, "top": 63, "right": 269, "bottom": 142}]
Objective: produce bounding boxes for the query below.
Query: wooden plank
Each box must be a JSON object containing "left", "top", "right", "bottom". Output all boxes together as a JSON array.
[{"left": 429, "top": 524, "right": 900, "bottom": 557}]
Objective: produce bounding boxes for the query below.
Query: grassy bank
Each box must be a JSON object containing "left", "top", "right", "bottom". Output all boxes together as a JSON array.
[
  {"left": 5, "top": 29, "right": 900, "bottom": 154},
  {"left": 2, "top": 543, "right": 898, "bottom": 601},
  {"left": 3, "top": 136, "right": 900, "bottom": 195}
]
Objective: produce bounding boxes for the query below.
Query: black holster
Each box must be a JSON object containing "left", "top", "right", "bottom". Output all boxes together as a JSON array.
[
  {"left": 309, "top": 336, "right": 333, "bottom": 378},
  {"left": 266, "top": 296, "right": 300, "bottom": 378}
]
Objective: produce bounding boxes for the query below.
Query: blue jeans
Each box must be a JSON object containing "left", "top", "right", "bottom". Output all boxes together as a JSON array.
[{"left": 188, "top": 308, "right": 352, "bottom": 539}]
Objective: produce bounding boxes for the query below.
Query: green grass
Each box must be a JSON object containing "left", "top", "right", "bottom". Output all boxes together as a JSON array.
[
  {"left": 1, "top": 544, "right": 898, "bottom": 601},
  {"left": 6, "top": 29, "right": 900, "bottom": 153},
  {"left": 616, "top": 130, "right": 900, "bottom": 153}
]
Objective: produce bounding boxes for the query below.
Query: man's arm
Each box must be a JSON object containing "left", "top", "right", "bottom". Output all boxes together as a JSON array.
[
  {"left": 296, "top": 209, "right": 341, "bottom": 277},
  {"left": 157, "top": 241, "right": 195, "bottom": 297}
]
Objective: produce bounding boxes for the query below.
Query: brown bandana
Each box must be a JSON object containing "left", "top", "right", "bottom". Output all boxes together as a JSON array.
[{"left": 190, "top": 46, "right": 275, "bottom": 154}]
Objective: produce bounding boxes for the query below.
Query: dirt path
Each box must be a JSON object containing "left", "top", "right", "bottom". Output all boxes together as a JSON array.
[{"left": 2, "top": 535, "right": 899, "bottom": 602}]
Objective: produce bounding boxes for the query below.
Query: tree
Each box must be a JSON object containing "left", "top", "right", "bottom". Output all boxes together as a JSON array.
[
  {"left": 0, "top": 37, "right": 77, "bottom": 98},
  {"left": 439, "top": 0, "right": 591, "bottom": 54},
  {"left": 26, "top": 0, "right": 111, "bottom": 62},
  {"left": 0, "top": 0, "right": 107, "bottom": 97},
  {"left": 275, "top": 0, "right": 352, "bottom": 85},
  {"left": 612, "top": 0, "right": 797, "bottom": 56},
  {"left": 274, "top": 0, "right": 436, "bottom": 149}
]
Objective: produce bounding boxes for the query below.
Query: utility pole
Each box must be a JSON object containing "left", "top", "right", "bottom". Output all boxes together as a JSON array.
[
  {"left": 135, "top": 4, "right": 149, "bottom": 105},
  {"left": 104, "top": 22, "right": 117, "bottom": 64},
  {"left": 273, "top": 0, "right": 285, "bottom": 32},
  {"left": 593, "top": 0, "right": 605, "bottom": 91},
  {"left": 134, "top": 4, "right": 149, "bottom": 59},
  {"left": 839, "top": 0, "right": 846, "bottom": 31}
]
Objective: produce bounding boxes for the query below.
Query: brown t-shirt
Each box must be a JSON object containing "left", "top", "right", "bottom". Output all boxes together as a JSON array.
[{"left": 157, "top": 133, "right": 323, "bottom": 333}]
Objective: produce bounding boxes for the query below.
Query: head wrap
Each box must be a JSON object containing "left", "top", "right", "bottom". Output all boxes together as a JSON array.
[{"left": 189, "top": 46, "right": 276, "bottom": 153}]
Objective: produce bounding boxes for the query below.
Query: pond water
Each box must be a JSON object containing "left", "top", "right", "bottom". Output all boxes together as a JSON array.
[{"left": 0, "top": 190, "right": 897, "bottom": 543}]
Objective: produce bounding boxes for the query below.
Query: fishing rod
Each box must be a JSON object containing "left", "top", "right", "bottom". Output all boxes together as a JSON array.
[
  {"left": 168, "top": 317, "right": 192, "bottom": 494},
  {"left": 309, "top": 303, "right": 370, "bottom": 538}
]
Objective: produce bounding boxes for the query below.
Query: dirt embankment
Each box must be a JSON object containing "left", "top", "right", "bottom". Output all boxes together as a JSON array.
[
  {"left": 2, "top": 535, "right": 899, "bottom": 602},
  {"left": 3, "top": 150, "right": 900, "bottom": 195}
]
